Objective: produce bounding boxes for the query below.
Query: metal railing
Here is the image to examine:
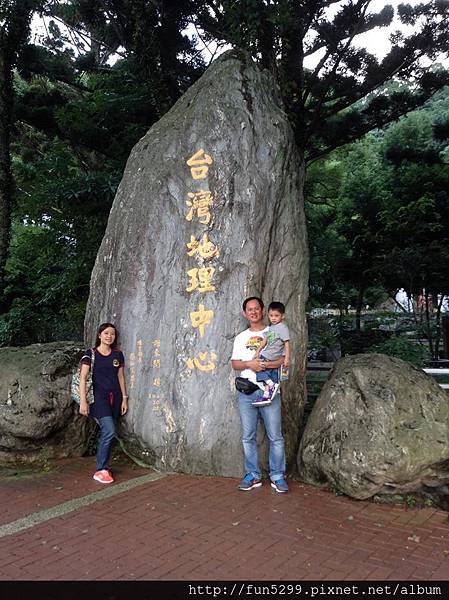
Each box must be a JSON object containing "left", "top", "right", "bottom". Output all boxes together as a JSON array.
[{"left": 423, "top": 368, "right": 449, "bottom": 389}]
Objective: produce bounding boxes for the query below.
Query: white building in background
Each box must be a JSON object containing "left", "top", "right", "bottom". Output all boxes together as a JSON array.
[{"left": 394, "top": 289, "right": 412, "bottom": 312}]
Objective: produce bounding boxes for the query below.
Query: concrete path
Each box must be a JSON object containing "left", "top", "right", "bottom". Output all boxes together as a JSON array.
[{"left": 1, "top": 457, "right": 449, "bottom": 581}]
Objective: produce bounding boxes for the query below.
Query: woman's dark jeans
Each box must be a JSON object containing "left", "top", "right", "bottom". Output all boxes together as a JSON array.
[{"left": 95, "top": 416, "right": 116, "bottom": 471}]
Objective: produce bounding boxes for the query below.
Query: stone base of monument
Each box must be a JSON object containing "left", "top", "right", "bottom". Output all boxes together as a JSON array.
[
  {"left": 0, "top": 342, "right": 94, "bottom": 465},
  {"left": 298, "top": 353, "right": 449, "bottom": 503}
]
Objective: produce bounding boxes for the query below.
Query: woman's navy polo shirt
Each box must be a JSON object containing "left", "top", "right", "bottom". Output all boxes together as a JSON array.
[{"left": 81, "top": 348, "right": 125, "bottom": 419}]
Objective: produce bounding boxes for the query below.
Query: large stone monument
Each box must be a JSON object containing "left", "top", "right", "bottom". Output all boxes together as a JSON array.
[
  {"left": 298, "top": 354, "right": 449, "bottom": 500},
  {"left": 85, "top": 49, "right": 308, "bottom": 476}
]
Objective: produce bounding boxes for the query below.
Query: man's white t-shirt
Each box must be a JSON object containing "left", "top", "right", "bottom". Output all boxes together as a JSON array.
[{"left": 231, "top": 326, "right": 269, "bottom": 385}]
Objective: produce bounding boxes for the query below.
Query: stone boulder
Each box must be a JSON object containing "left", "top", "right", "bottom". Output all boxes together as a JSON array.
[
  {"left": 0, "top": 342, "right": 94, "bottom": 464},
  {"left": 85, "top": 49, "right": 308, "bottom": 476},
  {"left": 298, "top": 354, "right": 449, "bottom": 500}
]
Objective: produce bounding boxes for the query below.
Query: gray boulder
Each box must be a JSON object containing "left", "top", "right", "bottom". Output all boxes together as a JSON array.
[
  {"left": 0, "top": 342, "right": 94, "bottom": 464},
  {"left": 85, "top": 49, "right": 308, "bottom": 476},
  {"left": 298, "top": 354, "right": 449, "bottom": 499}
]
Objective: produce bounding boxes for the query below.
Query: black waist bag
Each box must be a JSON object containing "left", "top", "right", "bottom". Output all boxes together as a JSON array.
[{"left": 235, "top": 377, "right": 260, "bottom": 395}]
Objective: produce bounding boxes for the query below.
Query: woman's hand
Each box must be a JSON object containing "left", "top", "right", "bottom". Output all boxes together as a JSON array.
[
  {"left": 121, "top": 397, "right": 128, "bottom": 415},
  {"left": 79, "top": 400, "right": 89, "bottom": 417}
]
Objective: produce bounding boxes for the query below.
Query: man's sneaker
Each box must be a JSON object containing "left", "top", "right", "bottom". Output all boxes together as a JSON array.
[
  {"left": 271, "top": 478, "right": 288, "bottom": 493},
  {"left": 93, "top": 469, "right": 114, "bottom": 484},
  {"left": 238, "top": 474, "right": 262, "bottom": 491},
  {"left": 251, "top": 395, "right": 272, "bottom": 406}
]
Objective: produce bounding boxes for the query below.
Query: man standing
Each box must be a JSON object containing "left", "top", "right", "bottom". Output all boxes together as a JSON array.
[{"left": 231, "top": 297, "right": 288, "bottom": 493}]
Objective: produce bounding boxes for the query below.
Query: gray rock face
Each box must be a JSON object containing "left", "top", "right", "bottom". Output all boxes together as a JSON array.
[
  {"left": 85, "top": 49, "right": 308, "bottom": 476},
  {"left": 0, "top": 342, "right": 94, "bottom": 464},
  {"left": 298, "top": 354, "right": 449, "bottom": 499}
]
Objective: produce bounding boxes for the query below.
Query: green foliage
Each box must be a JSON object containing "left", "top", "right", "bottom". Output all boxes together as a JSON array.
[
  {"left": 369, "top": 336, "right": 430, "bottom": 368},
  {"left": 308, "top": 315, "right": 340, "bottom": 354},
  {"left": 4, "top": 123, "right": 119, "bottom": 345},
  {"left": 378, "top": 107, "right": 449, "bottom": 300},
  {"left": 405, "top": 495, "right": 418, "bottom": 508},
  {"left": 0, "top": 1, "right": 210, "bottom": 346},
  {"left": 305, "top": 152, "right": 355, "bottom": 310},
  {"left": 307, "top": 87, "right": 449, "bottom": 355},
  {"left": 306, "top": 135, "right": 390, "bottom": 314}
]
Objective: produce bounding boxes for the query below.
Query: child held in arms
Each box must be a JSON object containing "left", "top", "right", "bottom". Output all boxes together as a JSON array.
[{"left": 252, "top": 301, "right": 290, "bottom": 406}]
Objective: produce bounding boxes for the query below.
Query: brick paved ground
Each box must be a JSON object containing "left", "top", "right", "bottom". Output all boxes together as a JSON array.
[{"left": 1, "top": 457, "right": 449, "bottom": 581}]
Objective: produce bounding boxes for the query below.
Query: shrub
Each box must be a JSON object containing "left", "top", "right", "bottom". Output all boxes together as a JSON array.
[{"left": 369, "top": 335, "right": 430, "bottom": 367}]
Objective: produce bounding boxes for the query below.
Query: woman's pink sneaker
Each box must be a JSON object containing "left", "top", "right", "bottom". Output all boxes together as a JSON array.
[{"left": 93, "top": 469, "right": 114, "bottom": 484}]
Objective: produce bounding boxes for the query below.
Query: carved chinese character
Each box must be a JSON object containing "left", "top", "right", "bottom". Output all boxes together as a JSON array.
[
  {"left": 153, "top": 378, "right": 161, "bottom": 387},
  {"left": 153, "top": 358, "right": 161, "bottom": 368},
  {"left": 186, "top": 233, "right": 220, "bottom": 259},
  {"left": 185, "top": 191, "right": 214, "bottom": 225},
  {"left": 186, "top": 148, "right": 213, "bottom": 179},
  {"left": 186, "top": 267, "right": 216, "bottom": 293},
  {"left": 190, "top": 304, "right": 214, "bottom": 337},
  {"left": 186, "top": 351, "right": 218, "bottom": 372}
]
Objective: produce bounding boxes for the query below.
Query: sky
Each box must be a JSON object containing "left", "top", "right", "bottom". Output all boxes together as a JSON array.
[{"left": 348, "top": 0, "right": 419, "bottom": 59}]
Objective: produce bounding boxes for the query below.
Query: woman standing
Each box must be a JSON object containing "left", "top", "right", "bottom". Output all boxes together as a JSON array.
[{"left": 79, "top": 323, "right": 128, "bottom": 483}]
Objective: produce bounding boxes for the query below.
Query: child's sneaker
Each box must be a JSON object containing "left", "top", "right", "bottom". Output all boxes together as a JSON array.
[
  {"left": 93, "top": 469, "right": 114, "bottom": 484},
  {"left": 262, "top": 386, "right": 271, "bottom": 399},
  {"left": 270, "top": 383, "right": 280, "bottom": 399},
  {"left": 252, "top": 394, "right": 272, "bottom": 407}
]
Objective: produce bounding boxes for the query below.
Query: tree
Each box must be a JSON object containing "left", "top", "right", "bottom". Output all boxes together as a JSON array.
[
  {"left": 0, "top": 0, "right": 41, "bottom": 297},
  {"left": 336, "top": 135, "right": 391, "bottom": 328},
  {"left": 0, "top": 1, "right": 208, "bottom": 344},
  {"left": 35, "top": 0, "right": 206, "bottom": 112},
  {"left": 195, "top": 1, "right": 449, "bottom": 162},
  {"left": 307, "top": 87, "right": 449, "bottom": 357},
  {"left": 305, "top": 149, "right": 357, "bottom": 312},
  {"left": 377, "top": 101, "right": 449, "bottom": 358},
  {"left": 305, "top": 135, "right": 390, "bottom": 322}
]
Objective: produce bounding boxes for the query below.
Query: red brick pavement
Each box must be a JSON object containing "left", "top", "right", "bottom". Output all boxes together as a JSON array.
[
  {"left": 1, "top": 457, "right": 449, "bottom": 581},
  {"left": 0, "top": 457, "right": 149, "bottom": 526}
]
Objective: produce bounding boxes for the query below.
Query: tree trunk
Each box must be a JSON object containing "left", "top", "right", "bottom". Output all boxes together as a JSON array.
[
  {"left": 0, "top": 41, "right": 13, "bottom": 298},
  {"left": 355, "top": 286, "right": 364, "bottom": 331}
]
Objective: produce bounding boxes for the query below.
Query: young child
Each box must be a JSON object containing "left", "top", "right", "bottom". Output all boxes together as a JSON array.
[{"left": 252, "top": 301, "right": 290, "bottom": 407}]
